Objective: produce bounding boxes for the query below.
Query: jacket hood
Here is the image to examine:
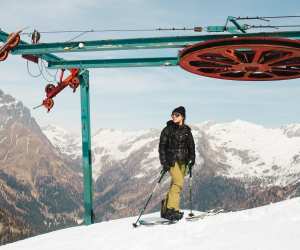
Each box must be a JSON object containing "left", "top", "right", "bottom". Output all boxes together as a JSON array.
[{"left": 166, "top": 120, "right": 191, "bottom": 130}]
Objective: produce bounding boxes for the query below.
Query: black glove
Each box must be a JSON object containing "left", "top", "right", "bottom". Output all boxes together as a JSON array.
[{"left": 162, "top": 164, "right": 170, "bottom": 172}]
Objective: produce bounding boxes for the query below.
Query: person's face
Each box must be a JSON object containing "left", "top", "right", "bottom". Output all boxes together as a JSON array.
[{"left": 171, "top": 112, "right": 184, "bottom": 124}]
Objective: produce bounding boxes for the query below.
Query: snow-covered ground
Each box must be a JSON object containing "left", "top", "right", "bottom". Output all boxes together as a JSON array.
[{"left": 2, "top": 197, "right": 300, "bottom": 250}]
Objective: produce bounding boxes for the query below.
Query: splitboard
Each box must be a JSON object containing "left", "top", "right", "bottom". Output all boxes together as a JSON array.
[
  {"left": 185, "top": 209, "right": 224, "bottom": 221},
  {"left": 138, "top": 217, "right": 178, "bottom": 226}
]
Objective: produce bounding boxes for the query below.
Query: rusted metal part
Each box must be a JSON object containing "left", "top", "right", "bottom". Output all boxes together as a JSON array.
[{"left": 0, "top": 31, "right": 21, "bottom": 61}]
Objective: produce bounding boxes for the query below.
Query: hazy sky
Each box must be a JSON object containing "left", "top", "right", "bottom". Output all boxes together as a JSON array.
[{"left": 1, "top": 0, "right": 300, "bottom": 133}]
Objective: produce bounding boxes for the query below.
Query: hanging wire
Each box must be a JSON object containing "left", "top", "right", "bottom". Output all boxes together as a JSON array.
[
  {"left": 41, "top": 59, "right": 58, "bottom": 80},
  {"left": 26, "top": 56, "right": 59, "bottom": 83},
  {"left": 20, "top": 15, "right": 300, "bottom": 38},
  {"left": 65, "top": 30, "right": 91, "bottom": 42},
  {"left": 225, "top": 15, "right": 300, "bottom": 32},
  {"left": 157, "top": 27, "right": 194, "bottom": 31},
  {"left": 248, "top": 24, "right": 300, "bottom": 29},
  {"left": 22, "top": 28, "right": 161, "bottom": 35},
  {"left": 21, "top": 27, "right": 198, "bottom": 44},
  {"left": 37, "top": 59, "right": 57, "bottom": 83},
  {"left": 236, "top": 15, "right": 300, "bottom": 21},
  {"left": 21, "top": 27, "right": 197, "bottom": 37},
  {"left": 26, "top": 60, "right": 42, "bottom": 78}
]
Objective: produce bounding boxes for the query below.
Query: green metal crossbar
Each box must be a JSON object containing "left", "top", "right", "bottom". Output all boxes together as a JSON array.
[
  {"left": 48, "top": 57, "right": 179, "bottom": 69},
  {"left": 7, "top": 30, "right": 300, "bottom": 57},
  {"left": 227, "top": 16, "right": 247, "bottom": 33}
]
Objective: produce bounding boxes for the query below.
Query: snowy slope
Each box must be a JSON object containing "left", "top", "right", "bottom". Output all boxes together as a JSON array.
[{"left": 2, "top": 197, "right": 300, "bottom": 250}]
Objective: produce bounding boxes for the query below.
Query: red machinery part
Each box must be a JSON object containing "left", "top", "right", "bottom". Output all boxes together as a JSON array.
[
  {"left": 45, "top": 68, "right": 80, "bottom": 99},
  {"left": 0, "top": 31, "right": 21, "bottom": 62},
  {"left": 40, "top": 68, "right": 80, "bottom": 112},
  {"left": 0, "top": 51, "right": 8, "bottom": 61},
  {"left": 45, "top": 84, "right": 56, "bottom": 95},
  {"left": 179, "top": 37, "right": 300, "bottom": 81},
  {"left": 7, "top": 33, "right": 21, "bottom": 48},
  {"left": 42, "top": 98, "right": 54, "bottom": 112},
  {"left": 69, "top": 77, "right": 80, "bottom": 92}
]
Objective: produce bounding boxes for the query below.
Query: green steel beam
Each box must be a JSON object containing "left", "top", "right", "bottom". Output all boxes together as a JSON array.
[
  {"left": 48, "top": 57, "right": 179, "bottom": 69},
  {"left": 227, "top": 16, "right": 247, "bottom": 33},
  {"left": 79, "top": 70, "right": 94, "bottom": 225},
  {"left": 0, "top": 30, "right": 63, "bottom": 62},
  {"left": 11, "top": 30, "right": 300, "bottom": 56},
  {"left": 0, "top": 30, "right": 9, "bottom": 42}
]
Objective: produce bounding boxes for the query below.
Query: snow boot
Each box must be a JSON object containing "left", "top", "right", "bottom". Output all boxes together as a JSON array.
[
  {"left": 161, "top": 208, "right": 181, "bottom": 221},
  {"left": 160, "top": 199, "right": 167, "bottom": 218},
  {"left": 174, "top": 210, "right": 184, "bottom": 220}
]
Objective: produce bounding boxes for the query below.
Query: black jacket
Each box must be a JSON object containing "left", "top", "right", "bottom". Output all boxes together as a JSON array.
[{"left": 159, "top": 120, "right": 195, "bottom": 167}]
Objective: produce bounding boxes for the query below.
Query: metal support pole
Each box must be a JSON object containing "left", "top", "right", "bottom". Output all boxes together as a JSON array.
[{"left": 79, "top": 70, "right": 94, "bottom": 225}]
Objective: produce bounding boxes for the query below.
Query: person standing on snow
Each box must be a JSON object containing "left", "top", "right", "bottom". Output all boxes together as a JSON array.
[{"left": 159, "top": 106, "right": 196, "bottom": 221}]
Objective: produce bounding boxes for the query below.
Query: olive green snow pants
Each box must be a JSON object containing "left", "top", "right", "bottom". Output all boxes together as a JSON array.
[{"left": 165, "top": 161, "right": 187, "bottom": 211}]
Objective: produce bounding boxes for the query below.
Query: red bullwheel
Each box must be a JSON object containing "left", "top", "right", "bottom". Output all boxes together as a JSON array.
[{"left": 179, "top": 37, "right": 300, "bottom": 81}]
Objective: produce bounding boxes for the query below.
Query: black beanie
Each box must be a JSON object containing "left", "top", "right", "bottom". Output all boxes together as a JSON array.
[{"left": 172, "top": 106, "right": 186, "bottom": 118}]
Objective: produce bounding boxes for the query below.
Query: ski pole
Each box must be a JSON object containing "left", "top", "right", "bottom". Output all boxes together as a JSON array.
[
  {"left": 132, "top": 169, "right": 167, "bottom": 227},
  {"left": 187, "top": 161, "right": 194, "bottom": 217}
]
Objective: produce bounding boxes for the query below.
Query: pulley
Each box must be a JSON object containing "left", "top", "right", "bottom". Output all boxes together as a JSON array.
[{"left": 179, "top": 37, "right": 300, "bottom": 81}]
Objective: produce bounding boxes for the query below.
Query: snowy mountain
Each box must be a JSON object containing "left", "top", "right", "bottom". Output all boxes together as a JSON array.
[
  {"left": 0, "top": 89, "right": 83, "bottom": 244},
  {"left": 197, "top": 120, "right": 300, "bottom": 184},
  {"left": 2, "top": 197, "right": 300, "bottom": 250},
  {"left": 41, "top": 125, "right": 81, "bottom": 160},
  {"left": 282, "top": 123, "right": 300, "bottom": 138},
  {"left": 43, "top": 120, "right": 300, "bottom": 186},
  {"left": 40, "top": 120, "right": 300, "bottom": 223}
]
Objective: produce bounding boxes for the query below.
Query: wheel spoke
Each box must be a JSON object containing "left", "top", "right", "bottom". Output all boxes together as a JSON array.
[
  {"left": 266, "top": 52, "right": 294, "bottom": 65},
  {"left": 219, "top": 49, "right": 243, "bottom": 64},
  {"left": 264, "top": 72, "right": 276, "bottom": 78},
  {"left": 189, "top": 53, "right": 232, "bottom": 68},
  {"left": 244, "top": 72, "right": 252, "bottom": 78},
  {"left": 252, "top": 50, "right": 264, "bottom": 63},
  {"left": 272, "top": 68, "right": 300, "bottom": 73},
  {"left": 278, "top": 63, "right": 300, "bottom": 67},
  {"left": 197, "top": 56, "right": 234, "bottom": 66},
  {"left": 197, "top": 66, "right": 228, "bottom": 72}
]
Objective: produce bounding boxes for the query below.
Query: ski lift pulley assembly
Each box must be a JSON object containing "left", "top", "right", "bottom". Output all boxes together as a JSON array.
[{"left": 179, "top": 37, "right": 300, "bottom": 81}]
